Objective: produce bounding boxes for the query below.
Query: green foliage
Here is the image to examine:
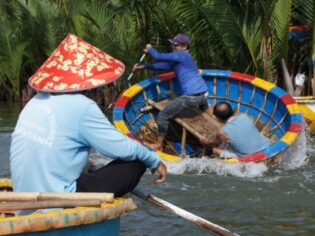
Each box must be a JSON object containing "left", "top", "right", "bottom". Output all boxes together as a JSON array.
[{"left": 0, "top": 0, "right": 314, "bottom": 101}]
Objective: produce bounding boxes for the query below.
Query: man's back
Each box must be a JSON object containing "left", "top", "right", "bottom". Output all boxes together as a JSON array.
[
  {"left": 222, "top": 114, "right": 270, "bottom": 156},
  {"left": 10, "top": 93, "right": 93, "bottom": 193}
]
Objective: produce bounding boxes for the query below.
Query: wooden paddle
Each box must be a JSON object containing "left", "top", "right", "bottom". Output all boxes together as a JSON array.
[
  {"left": 132, "top": 188, "right": 239, "bottom": 236},
  {"left": 106, "top": 53, "right": 146, "bottom": 111}
]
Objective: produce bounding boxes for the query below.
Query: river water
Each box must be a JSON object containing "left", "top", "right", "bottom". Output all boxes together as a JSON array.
[{"left": 0, "top": 101, "right": 314, "bottom": 235}]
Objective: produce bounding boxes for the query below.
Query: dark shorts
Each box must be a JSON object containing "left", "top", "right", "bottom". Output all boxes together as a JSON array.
[{"left": 76, "top": 160, "right": 146, "bottom": 197}]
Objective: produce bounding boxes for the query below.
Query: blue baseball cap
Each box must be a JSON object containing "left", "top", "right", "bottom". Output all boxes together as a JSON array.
[{"left": 168, "top": 34, "right": 190, "bottom": 45}]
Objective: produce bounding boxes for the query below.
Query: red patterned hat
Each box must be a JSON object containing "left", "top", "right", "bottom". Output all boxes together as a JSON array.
[{"left": 28, "top": 34, "right": 125, "bottom": 92}]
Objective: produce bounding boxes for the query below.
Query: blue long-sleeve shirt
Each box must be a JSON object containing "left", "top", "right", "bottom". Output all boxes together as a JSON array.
[
  {"left": 10, "top": 93, "right": 160, "bottom": 193},
  {"left": 144, "top": 48, "right": 208, "bottom": 95}
]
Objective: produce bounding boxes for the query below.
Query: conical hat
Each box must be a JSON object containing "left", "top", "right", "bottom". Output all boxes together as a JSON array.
[{"left": 28, "top": 34, "right": 125, "bottom": 92}]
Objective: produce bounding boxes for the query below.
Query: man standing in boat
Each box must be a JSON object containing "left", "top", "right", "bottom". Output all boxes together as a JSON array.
[
  {"left": 10, "top": 34, "right": 167, "bottom": 214},
  {"left": 133, "top": 33, "right": 212, "bottom": 151},
  {"left": 200, "top": 102, "right": 270, "bottom": 158}
]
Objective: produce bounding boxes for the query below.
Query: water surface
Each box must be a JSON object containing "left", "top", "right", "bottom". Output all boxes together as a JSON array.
[{"left": 1, "top": 102, "right": 314, "bottom": 235}]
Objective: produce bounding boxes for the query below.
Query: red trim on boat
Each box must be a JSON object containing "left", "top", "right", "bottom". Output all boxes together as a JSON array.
[
  {"left": 115, "top": 96, "right": 130, "bottom": 108},
  {"left": 288, "top": 123, "right": 302, "bottom": 133},
  {"left": 126, "top": 133, "right": 143, "bottom": 143},
  {"left": 157, "top": 72, "right": 176, "bottom": 82},
  {"left": 238, "top": 152, "right": 268, "bottom": 162},
  {"left": 280, "top": 94, "right": 295, "bottom": 105},
  {"left": 230, "top": 71, "right": 255, "bottom": 83}
]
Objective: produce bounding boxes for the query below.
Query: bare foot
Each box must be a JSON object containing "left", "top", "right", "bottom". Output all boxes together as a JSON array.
[{"left": 144, "top": 142, "right": 162, "bottom": 151}]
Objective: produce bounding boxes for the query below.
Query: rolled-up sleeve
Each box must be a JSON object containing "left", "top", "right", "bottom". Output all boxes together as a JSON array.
[{"left": 78, "top": 102, "right": 160, "bottom": 169}]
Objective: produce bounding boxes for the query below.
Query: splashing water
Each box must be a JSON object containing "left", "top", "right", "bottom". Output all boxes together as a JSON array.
[
  {"left": 166, "top": 124, "right": 309, "bottom": 178},
  {"left": 279, "top": 123, "right": 309, "bottom": 170},
  {"left": 166, "top": 157, "right": 268, "bottom": 178},
  {"left": 89, "top": 124, "right": 308, "bottom": 179}
]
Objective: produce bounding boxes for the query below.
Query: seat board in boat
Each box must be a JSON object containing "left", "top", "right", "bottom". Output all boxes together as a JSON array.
[{"left": 147, "top": 99, "right": 220, "bottom": 141}]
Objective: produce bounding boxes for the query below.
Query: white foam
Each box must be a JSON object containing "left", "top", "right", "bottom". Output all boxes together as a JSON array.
[
  {"left": 89, "top": 125, "right": 309, "bottom": 178},
  {"left": 166, "top": 157, "right": 268, "bottom": 178}
]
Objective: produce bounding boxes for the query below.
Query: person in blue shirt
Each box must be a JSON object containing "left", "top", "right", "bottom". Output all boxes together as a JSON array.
[
  {"left": 200, "top": 102, "right": 270, "bottom": 158},
  {"left": 10, "top": 35, "right": 167, "bottom": 215},
  {"left": 133, "top": 33, "right": 212, "bottom": 151}
]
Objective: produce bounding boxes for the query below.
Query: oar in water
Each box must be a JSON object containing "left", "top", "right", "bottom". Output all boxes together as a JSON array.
[
  {"left": 132, "top": 188, "right": 239, "bottom": 236},
  {"left": 106, "top": 53, "right": 146, "bottom": 111}
]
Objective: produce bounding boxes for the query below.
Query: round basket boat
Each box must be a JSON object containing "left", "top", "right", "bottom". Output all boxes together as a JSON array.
[
  {"left": 113, "top": 69, "right": 303, "bottom": 163},
  {"left": 0, "top": 178, "right": 136, "bottom": 235},
  {"left": 294, "top": 96, "right": 315, "bottom": 133}
]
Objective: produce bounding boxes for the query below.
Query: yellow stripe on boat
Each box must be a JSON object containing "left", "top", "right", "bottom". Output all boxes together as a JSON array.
[
  {"left": 251, "top": 78, "right": 275, "bottom": 91},
  {"left": 298, "top": 104, "right": 315, "bottom": 132},
  {"left": 0, "top": 178, "right": 11, "bottom": 188},
  {"left": 157, "top": 151, "right": 182, "bottom": 162},
  {"left": 280, "top": 131, "right": 298, "bottom": 145},
  {"left": 122, "top": 85, "right": 143, "bottom": 98},
  {"left": 223, "top": 158, "right": 240, "bottom": 163},
  {"left": 113, "top": 120, "right": 130, "bottom": 134},
  {"left": 286, "top": 104, "right": 300, "bottom": 114}
]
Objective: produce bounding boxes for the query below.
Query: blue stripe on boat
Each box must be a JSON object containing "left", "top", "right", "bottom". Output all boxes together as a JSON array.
[
  {"left": 21, "top": 218, "right": 120, "bottom": 236},
  {"left": 202, "top": 69, "right": 231, "bottom": 78},
  {"left": 269, "top": 86, "right": 287, "bottom": 98},
  {"left": 289, "top": 113, "right": 303, "bottom": 123},
  {"left": 262, "top": 141, "right": 288, "bottom": 157},
  {"left": 113, "top": 108, "right": 124, "bottom": 120}
]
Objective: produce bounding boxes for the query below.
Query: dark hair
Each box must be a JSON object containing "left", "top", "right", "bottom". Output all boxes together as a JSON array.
[{"left": 213, "top": 102, "right": 234, "bottom": 121}]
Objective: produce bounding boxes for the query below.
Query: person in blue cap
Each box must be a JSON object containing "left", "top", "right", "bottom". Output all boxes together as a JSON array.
[{"left": 133, "top": 33, "right": 212, "bottom": 151}]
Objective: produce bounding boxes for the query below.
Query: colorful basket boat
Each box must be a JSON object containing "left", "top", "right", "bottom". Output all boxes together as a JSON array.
[
  {"left": 113, "top": 70, "right": 303, "bottom": 163},
  {"left": 295, "top": 96, "right": 315, "bottom": 133},
  {"left": 0, "top": 178, "right": 136, "bottom": 235}
]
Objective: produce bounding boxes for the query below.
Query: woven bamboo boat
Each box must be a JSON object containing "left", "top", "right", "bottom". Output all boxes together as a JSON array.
[
  {"left": 113, "top": 69, "right": 303, "bottom": 163},
  {"left": 0, "top": 178, "right": 136, "bottom": 235},
  {"left": 294, "top": 96, "right": 315, "bottom": 133}
]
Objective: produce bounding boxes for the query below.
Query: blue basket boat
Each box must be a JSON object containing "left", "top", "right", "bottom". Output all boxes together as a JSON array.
[
  {"left": 0, "top": 179, "right": 136, "bottom": 235},
  {"left": 113, "top": 70, "right": 303, "bottom": 163}
]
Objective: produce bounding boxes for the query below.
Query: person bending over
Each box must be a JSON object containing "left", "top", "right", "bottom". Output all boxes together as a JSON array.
[{"left": 200, "top": 102, "right": 270, "bottom": 158}]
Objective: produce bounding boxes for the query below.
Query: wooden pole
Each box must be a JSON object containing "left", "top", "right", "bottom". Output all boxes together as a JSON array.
[
  {"left": 180, "top": 128, "right": 187, "bottom": 156},
  {"left": 281, "top": 58, "right": 294, "bottom": 96},
  {"left": 0, "top": 200, "right": 101, "bottom": 211},
  {"left": 0, "top": 192, "right": 113, "bottom": 203},
  {"left": 132, "top": 188, "right": 239, "bottom": 236}
]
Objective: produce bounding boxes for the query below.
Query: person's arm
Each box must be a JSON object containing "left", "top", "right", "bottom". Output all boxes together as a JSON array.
[
  {"left": 147, "top": 47, "right": 183, "bottom": 63},
  {"left": 79, "top": 102, "right": 167, "bottom": 182},
  {"left": 144, "top": 62, "right": 173, "bottom": 71},
  {"left": 200, "top": 129, "right": 230, "bottom": 147}
]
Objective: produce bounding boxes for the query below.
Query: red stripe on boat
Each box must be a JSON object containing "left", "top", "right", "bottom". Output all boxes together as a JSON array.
[
  {"left": 288, "top": 123, "right": 302, "bottom": 133},
  {"left": 230, "top": 71, "right": 255, "bottom": 83},
  {"left": 127, "top": 133, "right": 143, "bottom": 143},
  {"left": 280, "top": 94, "right": 295, "bottom": 105},
  {"left": 157, "top": 72, "right": 176, "bottom": 82},
  {"left": 115, "top": 96, "right": 130, "bottom": 108},
  {"left": 288, "top": 25, "right": 311, "bottom": 31},
  {"left": 238, "top": 152, "right": 268, "bottom": 162}
]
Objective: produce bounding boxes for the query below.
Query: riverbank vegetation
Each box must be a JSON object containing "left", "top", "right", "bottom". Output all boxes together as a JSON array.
[{"left": 0, "top": 0, "right": 314, "bottom": 104}]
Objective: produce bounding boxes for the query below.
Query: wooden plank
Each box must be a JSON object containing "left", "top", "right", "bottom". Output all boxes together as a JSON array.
[
  {"left": 0, "top": 200, "right": 101, "bottom": 211},
  {"left": 147, "top": 99, "right": 221, "bottom": 141},
  {"left": 0, "top": 192, "right": 114, "bottom": 203}
]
